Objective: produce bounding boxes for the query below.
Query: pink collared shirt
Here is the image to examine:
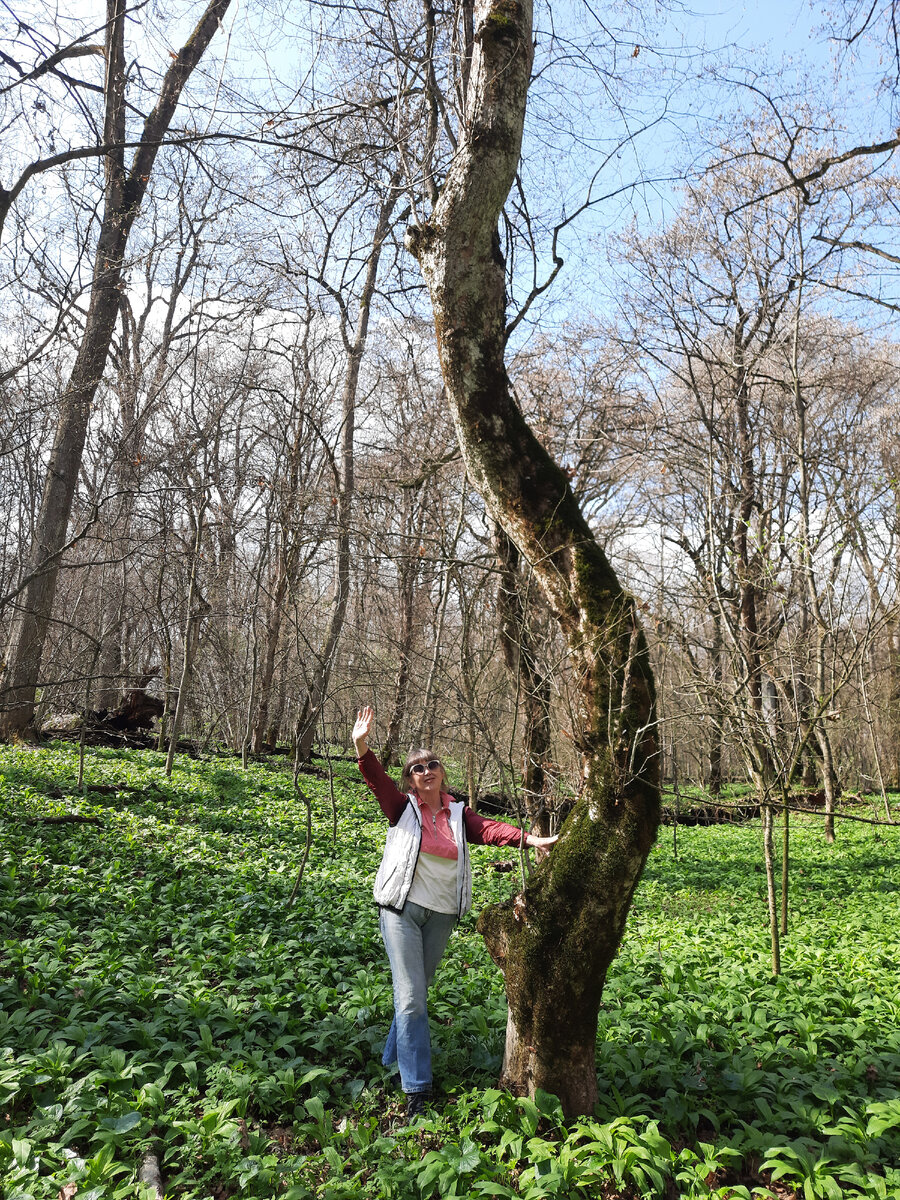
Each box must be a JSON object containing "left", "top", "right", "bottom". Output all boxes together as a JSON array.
[{"left": 415, "top": 794, "right": 458, "bottom": 860}]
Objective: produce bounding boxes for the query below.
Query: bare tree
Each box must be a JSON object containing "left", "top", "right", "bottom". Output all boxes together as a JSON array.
[
  {"left": 250, "top": 326, "right": 332, "bottom": 752},
  {"left": 293, "top": 176, "right": 403, "bottom": 760}
]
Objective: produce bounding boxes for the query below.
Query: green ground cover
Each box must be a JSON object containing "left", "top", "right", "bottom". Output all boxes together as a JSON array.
[{"left": 1, "top": 744, "right": 899, "bottom": 1199}]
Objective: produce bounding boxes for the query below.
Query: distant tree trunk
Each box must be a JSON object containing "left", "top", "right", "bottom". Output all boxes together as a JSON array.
[
  {"left": 888, "top": 627, "right": 900, "bottom": 788},
  {"left": 792, "top": 294, "right": 838, "bottom": 843},
  {"left": 781, "top": 787, "right": 790, "bottom": 936},
  {"left": 252, "top": 549, "right": 292, "bottom": 753},
  {"left": 154, "top": 524, "right": 174, "bottom": 752},
  {"left": 381, "top": 493, "right": 425, "bottom": 767},
  {"left": 241, "top": 631, "right": 259, "bottom": 769},
  {"left": 733, "top": 352, "right": 773, "bottom": 792},
  {"left": 406, "top": 0, "right": 658, "bottom": 1117},
  {"left": 859, "top": 656, "right": 893, "bottom": 821},
  {"left": 455, "top": 565, "right": 484, "bottom": 803},
  {"left": 0, "top": 0, "right": 232, "bottom": 740},
  {"left": 707, "top": 607, "right": 724, "bottom": 796},
  {"left": 380, "top": 600, "right": 413, "bottom": 766},
  {"left": 416, "top": 484, "right": 467, "bottom": 746},
  {"left": 95, "top": 300, "right": 144, "bottom": 713},
  {"left": 253, "top": 348, "right": 320, "bottom": 753},
  {"left": 267, "top": 659, "right": 290, "bottom": 749},
  {"left": 97, "top": 204, "right": 212, "bottom": 712},
  {"left": 495, "top": 523, "right": 554, "bottom": 834},
  {"left": 96, "top": 570, "right": 127, "bottom": 712},
  {"left": 814, "top": 728, "right": 839, "bottom": 842},
  {"left": 165, "top": 502, "right": 210, "bottom": 777},
  {"left": 295, "top": 180, "right": 400, "bottom": 760},
  {"left": 851, "top": 532, "right": 900, "bottom": 789}
]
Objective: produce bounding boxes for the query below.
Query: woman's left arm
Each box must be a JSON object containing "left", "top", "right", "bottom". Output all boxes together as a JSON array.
[{"left": 464, "top": 808, "right": 559, "bottom": 856}]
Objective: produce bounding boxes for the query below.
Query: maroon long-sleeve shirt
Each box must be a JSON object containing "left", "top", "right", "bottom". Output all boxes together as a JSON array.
[{"left": 357, "top": 750, "right": 527, "bottom": 848}]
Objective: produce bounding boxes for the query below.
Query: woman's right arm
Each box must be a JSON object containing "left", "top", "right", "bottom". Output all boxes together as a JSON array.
[{"left": 353, "top": 706, "right": 408, "bottom": 822}]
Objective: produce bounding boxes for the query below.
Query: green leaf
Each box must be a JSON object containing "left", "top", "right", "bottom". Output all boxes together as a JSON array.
[
  {"left": 299, "top": 1067, "right": 331, "bottom": 1086},
  {"left": 12, "top": 1138, "right": 32, "bottom": 1167},
  {"left": 323, "top": 1145, "right": 343, "bottom": 1176},
  {"left": 533, "top": 1090, "right": 564, "bottom": 1122},
  {"left": 515, "top": 1097, "right": 541, "bottom": 1136},
  {"left": 139, "top": 1083, "right": 166, "bottom": 1109},
  {"left": 866, "top": 1100, "right": 900, "bottom": 1138},
  {"left": 90, "top": 1142, "right": 116, "bottom": 1171},
  {"left": 456, "top": 1138, "right": 482, "bottom": 1174},
  {"left": 100, "top": 1111, "right": 142, "bottom": 1134}
]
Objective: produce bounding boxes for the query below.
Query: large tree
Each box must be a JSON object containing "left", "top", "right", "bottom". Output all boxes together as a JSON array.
[{"left": 405, "top": 0, "right": 659, "bottom": 1116}]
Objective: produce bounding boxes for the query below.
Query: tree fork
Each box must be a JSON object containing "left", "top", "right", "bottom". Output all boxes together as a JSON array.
[{"left": 406, "top": 0, "right": 659, "bottom": 1115}]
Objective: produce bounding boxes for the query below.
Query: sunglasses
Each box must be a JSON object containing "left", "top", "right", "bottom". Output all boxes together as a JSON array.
[{"left": 409, "top": 760, "right": 441, "bottom": 775}]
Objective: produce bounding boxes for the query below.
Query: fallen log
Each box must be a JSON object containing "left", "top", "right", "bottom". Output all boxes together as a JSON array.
[
  {"left": 138, "top": 1150, "right": 164, "bottom": 1199},
  {"left": 660, "top": 802, "right": 760, "bottom": 826},
  {"left": 23, "top": 814, "right": 102, "bottom": 826}
]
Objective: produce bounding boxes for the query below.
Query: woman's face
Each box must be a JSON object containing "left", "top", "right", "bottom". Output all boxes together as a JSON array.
[{"left": 408, "top": 756, "right": 445, "bottom": 795}]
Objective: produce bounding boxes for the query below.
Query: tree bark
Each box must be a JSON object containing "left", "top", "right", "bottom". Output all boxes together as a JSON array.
[
  {"left": 0, "top": 0, "right": 232, "bottom": 740},
  {"left": 406, "top": 0, "right": 659, "bottom": 1117},
  {"left": 138, "top": 1151, "right": 164, "bottom": 1200}
]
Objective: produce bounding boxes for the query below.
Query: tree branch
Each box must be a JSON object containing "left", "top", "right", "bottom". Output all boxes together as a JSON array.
[{"left": 812, "top": 232, "right": 900, "bottom": 265}]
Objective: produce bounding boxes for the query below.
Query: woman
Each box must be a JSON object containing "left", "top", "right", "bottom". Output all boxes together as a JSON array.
[{"left": 352, "top": 705, "right": 558, "bottom": 1117}]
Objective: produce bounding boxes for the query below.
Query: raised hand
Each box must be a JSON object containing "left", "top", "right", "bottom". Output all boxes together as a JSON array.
[{"left": 352, "top": 705, "right": 375, "bottom": 756}]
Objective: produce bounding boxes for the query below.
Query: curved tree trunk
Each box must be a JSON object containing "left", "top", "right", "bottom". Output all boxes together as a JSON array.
[{"left": 406, "top": 0, "right": 659, "bottom": 1117}]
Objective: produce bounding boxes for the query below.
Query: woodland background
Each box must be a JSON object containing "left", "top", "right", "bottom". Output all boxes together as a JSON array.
[{"left": 2, "top": 0, "right": 900, "bottom": 812}]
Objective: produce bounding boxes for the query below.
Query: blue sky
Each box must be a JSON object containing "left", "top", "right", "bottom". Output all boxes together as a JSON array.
[{"left": 506, "top": 0, "right": 899, "bottom": 328}]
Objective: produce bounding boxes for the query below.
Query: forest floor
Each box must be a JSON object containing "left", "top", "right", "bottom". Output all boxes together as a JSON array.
[{"left": 2, "top": 743, "right": 899, "bottom": 1199}]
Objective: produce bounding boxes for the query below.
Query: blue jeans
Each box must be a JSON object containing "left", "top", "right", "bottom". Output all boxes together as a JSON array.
[{"left": 379, "top": 901, "right": 457, "bottom": 1095}]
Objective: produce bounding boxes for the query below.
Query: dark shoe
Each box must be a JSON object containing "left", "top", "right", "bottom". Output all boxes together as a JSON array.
[{"left": 405, "top": 1091, "right": 431, "bottom": 1118}]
